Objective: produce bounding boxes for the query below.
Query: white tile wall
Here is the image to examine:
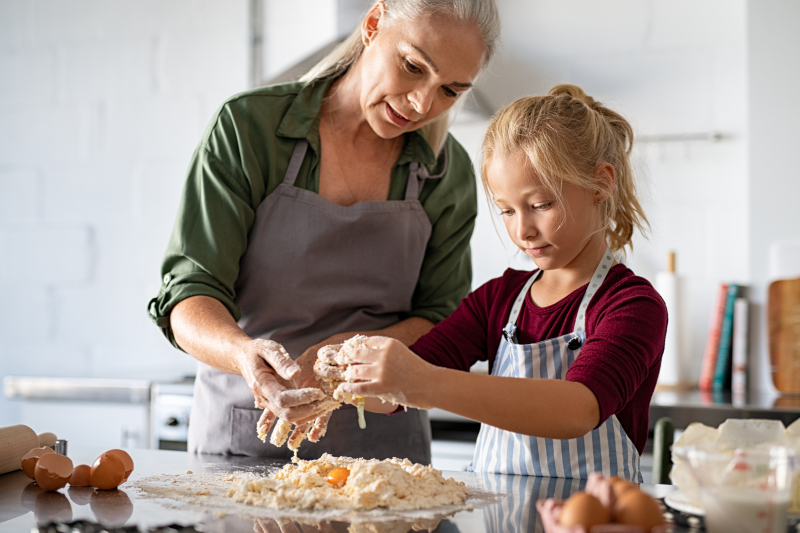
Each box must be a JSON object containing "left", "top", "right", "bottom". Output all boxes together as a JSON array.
[{"left": 0, "top": 0, "right": 249, "bottom": 426}]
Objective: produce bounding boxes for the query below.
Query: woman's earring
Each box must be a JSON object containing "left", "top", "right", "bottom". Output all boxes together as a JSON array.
[{"left": 597, "top": 199, "right": 602, "bottom": 204}]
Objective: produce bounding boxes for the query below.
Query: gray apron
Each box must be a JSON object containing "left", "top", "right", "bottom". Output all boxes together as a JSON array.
[{"left": 189, "top": 139, "right": 443, "bottom": 464}]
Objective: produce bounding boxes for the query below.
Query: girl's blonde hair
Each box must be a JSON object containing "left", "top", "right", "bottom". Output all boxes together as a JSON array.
[
  {"left": 300, "top": 0, "right": 500, "bottom": 156},
  {"left": 481, "top": 84, "right": 649, "bottom": 254}
]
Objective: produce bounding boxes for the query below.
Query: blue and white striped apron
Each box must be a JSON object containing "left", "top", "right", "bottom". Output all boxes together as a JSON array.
[
  {"left": 480, "top": 471, "right": 584, "bottom": 533},
  {"left": 471, "top": 248, "right": 641, "bottom": 482}
]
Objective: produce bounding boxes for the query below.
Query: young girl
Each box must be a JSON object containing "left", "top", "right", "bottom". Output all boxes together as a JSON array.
[{"left": 324, "top": 84, "right": 667, "bottom": 481}]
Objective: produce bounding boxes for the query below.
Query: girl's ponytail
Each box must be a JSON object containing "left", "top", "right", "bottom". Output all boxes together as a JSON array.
[{"left": 482, "top": 84, "right": 648, "bottom": 255}]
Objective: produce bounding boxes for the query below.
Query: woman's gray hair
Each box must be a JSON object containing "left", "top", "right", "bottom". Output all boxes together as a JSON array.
[{"left": 300, "top": 0, "right": 500, "bottom": 156}]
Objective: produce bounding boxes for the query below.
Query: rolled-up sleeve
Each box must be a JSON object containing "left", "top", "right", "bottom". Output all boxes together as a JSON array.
[
  {"left": 409, "top": 135, "right": 478, "bottom": 324},
  {"left": 148, "top": 120, "right": 257, "bottom": 350}
]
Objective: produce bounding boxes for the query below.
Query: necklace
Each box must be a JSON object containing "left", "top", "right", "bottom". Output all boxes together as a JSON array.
[{"left": 323, "top": 101, "right": 401, "bottom": 206}]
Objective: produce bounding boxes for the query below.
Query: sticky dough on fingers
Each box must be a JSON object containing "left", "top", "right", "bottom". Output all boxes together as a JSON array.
[
  {"left": 269, "top": 419, "right": 293, "bottom": 447},
  {"left": 307, "top": 410, "right": 333, "bottom": 443},
  {"left": 257, "top": 409, "right": 277, "bottom": 443}
]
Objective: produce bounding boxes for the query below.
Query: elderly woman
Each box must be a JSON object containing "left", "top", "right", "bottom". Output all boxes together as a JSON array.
[{"left": 147, "top": 0, "right": 499, "bottom": 463}]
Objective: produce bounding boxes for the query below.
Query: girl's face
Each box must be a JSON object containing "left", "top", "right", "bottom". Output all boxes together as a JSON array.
[
  {"left": 355, "top": 5, "right": 485, "bottom": 138},
  {"left": 486, "top": 153, "right": 607, "bottom": 272}
]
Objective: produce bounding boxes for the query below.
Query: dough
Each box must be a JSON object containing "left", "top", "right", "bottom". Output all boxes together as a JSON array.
[{"left": 226, "top": 454, "right": 471, "bottom": 511}]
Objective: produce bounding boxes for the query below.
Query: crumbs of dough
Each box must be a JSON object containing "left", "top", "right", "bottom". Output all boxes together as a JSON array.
[{"left": 226, "top": 453, "right": 471, "bottom": 511}]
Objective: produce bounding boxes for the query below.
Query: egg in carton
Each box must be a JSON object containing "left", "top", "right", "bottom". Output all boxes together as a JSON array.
[{"left": 536, "top": 473, "right": 674, "bottom": 533}]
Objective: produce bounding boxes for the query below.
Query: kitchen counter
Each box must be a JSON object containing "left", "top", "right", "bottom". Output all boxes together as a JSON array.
[
  {"left": 0, "top": 448, "right": 685, "bottom": 533},
  {"left": 649, "top": 390, "right": 800, "bottom": 430}
]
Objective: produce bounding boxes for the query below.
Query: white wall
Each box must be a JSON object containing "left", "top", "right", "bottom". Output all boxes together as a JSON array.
[
  {"left": 262, "top": 0, "right": 338, "bottom": 79},
  {"left": 0, "top": 0, "right": 250, "bottom": 426},
  {"left": 747, "top": 0, "right": 800, "bottom": 395}
]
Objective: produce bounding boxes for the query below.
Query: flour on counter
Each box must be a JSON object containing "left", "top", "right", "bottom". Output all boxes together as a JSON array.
[{"left": 227, "top": 454, "right": 472, "bottom": 511}]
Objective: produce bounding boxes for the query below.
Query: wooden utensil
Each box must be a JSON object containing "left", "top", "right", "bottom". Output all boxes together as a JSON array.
[
  {"left": 768, "top": 276, "right": 800, "bottom": 393},
  {"left": 0, "top": 424, "right": 58, "bottom": 475}
]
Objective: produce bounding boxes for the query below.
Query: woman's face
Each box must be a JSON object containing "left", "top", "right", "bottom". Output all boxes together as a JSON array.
[{"left": 355, "top": 5, "right": 485, "bottom": 138}]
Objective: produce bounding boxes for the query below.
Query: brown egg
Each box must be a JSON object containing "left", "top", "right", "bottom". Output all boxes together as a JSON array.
[
  {"left": 607, "top": 475, "right": 636, "bottom": 499},
  {"left": 69, "top": 464, "right": 92, "bottom": 487},
  {"left": 90, "top": 453, "right": 126, "bottom": 490},
  {"left": 21, "top": 447, "right": 55, "bottom": 480},
  {"left": 105, "top": 449, "right": 134, "bottom": 482},
  {"left": 613, "top": 488, "right": 665, "bottom": 531},
  {"left": 34, "top": 453, "right": 74, "bottom": 491},
  {"left": 559, "top": 491, "right": 611, "bottom": 529}
]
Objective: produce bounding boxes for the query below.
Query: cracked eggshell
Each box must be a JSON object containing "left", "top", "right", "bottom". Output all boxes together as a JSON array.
[
  {"left": 105, "top": 449, "right": 134, "bottom": 482},
  {"left": 90, "top": 453, "right": 126, "bottom": 490},
  {"left": 21, "top": 447, "right": 55, "bottom": 480},
  {"left": 34, "top": 453, "right": 73, "bottom": 491}
]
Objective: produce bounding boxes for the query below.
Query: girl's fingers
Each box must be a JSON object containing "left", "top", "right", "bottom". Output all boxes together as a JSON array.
[
  {"left": 337, "top": 381, "right": 374, "bottom": 397},
  {"left": 316, "top": 344, "right": 342, "bottom": 363},
  {"left": 341, "top": 345, "right": 387, "bottom": 364},
  {"left": 344, "top": 362, "right": 382, "bottom": 382},
  {"left": 314, "top": 364, "right": 346, "bottom": 380}
]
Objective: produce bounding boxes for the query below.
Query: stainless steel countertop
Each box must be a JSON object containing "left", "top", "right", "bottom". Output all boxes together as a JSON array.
[{"left": 0, "top": 447, "right": 680, "bottom": 533}]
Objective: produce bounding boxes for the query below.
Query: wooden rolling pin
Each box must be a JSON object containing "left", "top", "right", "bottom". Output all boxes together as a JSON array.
[{"left": 0, "top": 424, "right": 58, "bottom": 475}]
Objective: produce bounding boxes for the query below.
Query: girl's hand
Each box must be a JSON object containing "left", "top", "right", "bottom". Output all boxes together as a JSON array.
[{"left": 337, "top": 336, "right": 435, "bottom": 410}]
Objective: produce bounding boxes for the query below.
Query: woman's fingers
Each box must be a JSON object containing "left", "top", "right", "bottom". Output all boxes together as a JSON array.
[
  {"left": 257, "top": 409, "right": 277, "bottom": 442},
  {"left": 307, "top": 410, "right": 333, "bottom": 442},
  {"left": 276, "top": 388, "right": 326, "bottom": 408},
  {"left": 277, "top": 398, "right": 339, "bottom": 423},
  {"left": 256, "top": 339, "right": 301, "bottom": 380}
]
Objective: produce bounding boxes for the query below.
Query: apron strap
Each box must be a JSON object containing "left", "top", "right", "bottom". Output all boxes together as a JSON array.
[
  {"left": 282, "top": 140, "right": 309, "bottom": 186},
  {"left": 574, "top": 246, "right": 615, "bottom": 333},
  {"left": 405, "top": 148, "right": 448, "bottom": 201},
  {"left": 503, "top": 246, "right": 616, "bottom": 340},
  {"left": 502, "top": 269, "right": 542, "bottom": 343}
]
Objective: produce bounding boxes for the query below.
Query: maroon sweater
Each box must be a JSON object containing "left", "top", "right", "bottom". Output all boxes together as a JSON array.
[{"left": 410, "top": 264, "right": 667, "bottom": 454}]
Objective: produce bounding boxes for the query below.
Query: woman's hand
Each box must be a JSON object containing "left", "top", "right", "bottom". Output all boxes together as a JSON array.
[
  {"left": 256, "top": 335, "right": 353, "bottom": 443},
  {"left": 335, "top": 336, "right": 435, "bottom": 409},
  {"left": 238, "top": 338, "right": 328, "bottom": 425}
]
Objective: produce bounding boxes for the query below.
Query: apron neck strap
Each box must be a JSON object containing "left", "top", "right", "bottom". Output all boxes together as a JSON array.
[
  {"left": 505, "top": 246, "right": 616, "bottom": 331},
  {"left": 405, "top": 148, "right": 448, "bottom": 201},
  {"left": 506, "top": 269, "right": 542, "bottom": 328},
  {"left": 574, "top": 246, "right": 615, "bottom": 333},
  {"left": 283, "top": 140, "right": 310, "bottom": 186}
]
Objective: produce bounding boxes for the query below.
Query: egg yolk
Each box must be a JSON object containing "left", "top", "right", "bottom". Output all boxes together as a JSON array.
[{"left": 327, "top": 468, "right": 350, "bottom": 488}]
